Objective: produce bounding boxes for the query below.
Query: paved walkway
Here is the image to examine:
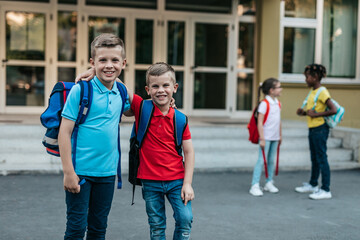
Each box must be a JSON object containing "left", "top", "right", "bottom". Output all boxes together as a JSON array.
[{"left": 1, "top": 170, "right": 360, "bottom": 240}]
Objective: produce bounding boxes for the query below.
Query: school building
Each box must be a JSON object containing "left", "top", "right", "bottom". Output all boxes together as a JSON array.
[{"left": 0, "top": 0, "right": 359, "bottom": 128}]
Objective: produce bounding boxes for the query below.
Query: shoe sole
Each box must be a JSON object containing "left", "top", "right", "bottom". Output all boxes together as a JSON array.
[{"left": 264, "top": 188, "right": 279, "bottom": 193}]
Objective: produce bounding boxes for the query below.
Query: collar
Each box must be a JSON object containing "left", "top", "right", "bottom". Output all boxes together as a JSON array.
[
  {"left": 152, "top": 104, "right": 174, "bottom": 120},
  {"left": 265, "top": 95, "right": 278, "bottom": 105},
  {"left": 92, "top": 76, "right": 118, "bottom": 94}
]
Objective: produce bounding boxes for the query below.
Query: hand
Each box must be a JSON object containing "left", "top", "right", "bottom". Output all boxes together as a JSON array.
[
  {"left": 259, "top": 139, "right": 266, "bottom": 149},
  {"left": 75, "top": 67, "right": 95, "bottom": 83},
  {"left": 63, "top": 172, "right": 81, "bottom": 194},
  {"left": 170, "top": 97, "right": 176, "bottom": 109},
  {"left": 306, "top": 109, "right": 317, "bottom": 118},
  {"left": 296, "top": 108, "right": 305, "bottom": 116},
  {"left": 279, "top": 137, "right": 282, "bottom": 146},
  {"left": 181, "top": 183, "right": 194, "bottom": 206}
]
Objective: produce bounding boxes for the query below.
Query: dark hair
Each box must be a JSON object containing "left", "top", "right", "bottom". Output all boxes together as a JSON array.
[
  {"left": 146, "top": 62, "right": 176, "bottom": 86},
  {"left": 304, "top": 64, "right": 327, "bottom": 81},
  {"left": 90, "top": 33, "right": 125, "bottom": 59},
  {"left": 256, "top": 78, "right": 279, "bottom": 103}
]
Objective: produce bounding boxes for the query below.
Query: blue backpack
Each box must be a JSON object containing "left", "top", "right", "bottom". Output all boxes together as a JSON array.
[
  {"left": 301, "top": 86, "right": 345, "bottom": 128},
  {"left": 40, "top": 80, "right": 128, "bottom": 188},
  {"left": 128, "top": 99, "right": 188, "bottom": 204}
]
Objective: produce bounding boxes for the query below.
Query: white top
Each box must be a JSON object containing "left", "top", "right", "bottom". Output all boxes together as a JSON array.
[{"left": 257, "top": 95, "right": 281, "bottom": 141}]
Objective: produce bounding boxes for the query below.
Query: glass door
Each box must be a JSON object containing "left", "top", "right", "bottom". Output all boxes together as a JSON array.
[
  {"left": 0, "top": 7, "right": 49, "bottom": 113},
  {"left": 190, "top": 19, "right": 232, "bottom": 116}
]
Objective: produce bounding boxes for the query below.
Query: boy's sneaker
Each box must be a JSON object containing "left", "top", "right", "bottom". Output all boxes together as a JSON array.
[
  {"left": 249, "top": 183, "right": 263, "bottom": 197},
  {"left": 264, "top": 181, "right": 279, "bottom": 193},
  {"left": 295, "top": 182, "right": 319, "bottom": 193},
  {"left": 309, "top": 189, "right": 332, "bottom": 200}
]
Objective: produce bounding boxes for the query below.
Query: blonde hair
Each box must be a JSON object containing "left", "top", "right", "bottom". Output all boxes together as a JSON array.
[
  {"left": 90, "top": 33, "right": 125, "bottom": 59},
  {"left": 146, "top": 62, "right": 176, "bottom": 86}
]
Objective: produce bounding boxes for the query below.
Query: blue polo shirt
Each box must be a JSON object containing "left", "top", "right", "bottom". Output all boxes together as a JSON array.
[{"left": 61, "top": 76, "right": 130, "bottom": 177}]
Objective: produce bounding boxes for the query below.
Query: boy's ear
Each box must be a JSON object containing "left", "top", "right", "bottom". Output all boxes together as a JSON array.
[
  {"left": 145, "top": 85, "right": 150, "bottom": 95},
  {"left": 173, "top": 83, "right": 179, "bottom": 93},
  {"left": 90, "top": 58, "right": 94, "bottom": 67},
  {"left": 122, "top": 58, "right": 127, "bottom": 69}
]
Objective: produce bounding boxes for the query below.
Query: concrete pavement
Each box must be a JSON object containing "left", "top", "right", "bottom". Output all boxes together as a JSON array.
[{"left": 1, "top": 170, "right": 360, "bottom": 240}]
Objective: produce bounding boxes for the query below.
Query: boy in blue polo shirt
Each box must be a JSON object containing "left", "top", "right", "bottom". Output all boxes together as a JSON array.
[{"left": 58, "top": 33, "right": 131, "bottom": 239}]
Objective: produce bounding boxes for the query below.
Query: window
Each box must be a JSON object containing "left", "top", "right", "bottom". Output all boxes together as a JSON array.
[
  {"left": 322, "top": 0, "right": 358, "bottom": 78},
  {"left": 281, "top": 0, "right": 359, "bottom": 82}
]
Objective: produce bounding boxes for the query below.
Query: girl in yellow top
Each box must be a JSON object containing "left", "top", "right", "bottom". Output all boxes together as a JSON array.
[{"left": 295, "top": 64, "right": 337, "bottom": 200}]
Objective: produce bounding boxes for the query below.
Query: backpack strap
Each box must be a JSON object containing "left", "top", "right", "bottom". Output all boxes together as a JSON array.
[
  {"left": 137, "top": 100, "right": 154, "bottom": 147},
  {"left": 311, "top": 86, "right": 326, "bottom": 110},
  {"left": 263, "top": 99, "right": 270, "bottom": 124},
  {"left": 115, "top": 81, "right": 129, "bottom": 189},
  {"left": 173, "top": 109, "right": 188, "bottom": 156},
  {"left": 72, "top": 81, "right": 93, "bottom": 170},
  {"left": 301, "top": 87, "right": 325, "bottom": 109}
]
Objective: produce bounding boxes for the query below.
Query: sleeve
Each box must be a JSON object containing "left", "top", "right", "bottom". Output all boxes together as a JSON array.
[
  {"left": 61, "top": 84, "right": 81, "bottom": 122},
  {"left": 319, "top": 88, "right": 331, "bottom": 104},
  {"left": 131, "top": 94, "right": 143, "bottom": 132},
  {"left": 257, "top": 101, "right": 267, "bottom": 115},
  {"left": 182, "top": 124, "right": 191, "bottom": 141}
]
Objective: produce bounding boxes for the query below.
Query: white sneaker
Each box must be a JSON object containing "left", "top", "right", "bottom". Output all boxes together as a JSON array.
[
  {"left": 264, "top": 181, "right": 279, "bottom": 193},
  {"left": 295, "top": 182, "right": 319, "bottom": 193},
  {"left": 309, "top": 189, "right": 332, "bottom": 200},
  {"left": 249, "top": 183, "right": 263, "bottom": 196}
]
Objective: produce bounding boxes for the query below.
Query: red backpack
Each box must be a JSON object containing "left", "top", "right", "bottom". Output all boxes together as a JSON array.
[{"left": 247, "top": 99, "right": 281, "bottom": 144}]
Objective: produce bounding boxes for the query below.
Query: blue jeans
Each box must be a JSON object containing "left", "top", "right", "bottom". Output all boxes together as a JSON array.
[
  {"left": 308, "top": 123, "right": 331, "bottom": 192},
  {"left": 64, "top": 175, "right": 115, "bottom": 240},
  {"left": 251, "top": 140, "right": 279, "bottom": 186},
  {"left": 141, "top": 179, "right": 193, "bottom": 240}
]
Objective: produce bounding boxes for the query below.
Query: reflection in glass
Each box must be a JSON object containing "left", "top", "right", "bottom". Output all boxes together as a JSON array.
[
  {"left": 88, "top": 17, "right": 125, "bottom": 59},
  {"left": 135, "top": 70, "right": 148, "bottom": 99},
  {"left": 86, "top": 0, "right": 156, "bottom": 9},
  {"left": 136, "top": 20, "right": 153, "bottom": 64},
  {"left": 168, "top": 21, "right": 185, "bottom": 66},
  {"left": 322, "top": 0, "right": 357, "bottom": 78},
  {"left": 166, "top": 0, "right": 232, "bottom": 14},
  {"left": 195, "top": 23, "right": 227, "bottom": 67},
  {"left": 283, "top": 27, "right": 315, "bottom": 74},
  {"left": 236, "top": 73, "right": 252, "bottom": 111},
  {"left": 58, "top": 68, "right": 76, "bottom": 82},
  {"left": 174, "top": 72, "right": 184, "bottom": 109},
  {"left": 194, "top": 73, "right": 226, "bottom": 109},
  {"left": 238, "top": 22, "right": 255, "bottom": 69},
  {"left": 6, "top": 12, "right": 46, "bottom": 60},
  {"left": 6, "top": 66, "right": 44, "bottom": 106},
  {"left": 285, "top": 0, "right": 316, "bottom": 18},
  {"left": 58, "top": 11, "right": 77, "bottom": 62},
  {"left": 238, "top": 0, "right": 256, "bottom": 16}
]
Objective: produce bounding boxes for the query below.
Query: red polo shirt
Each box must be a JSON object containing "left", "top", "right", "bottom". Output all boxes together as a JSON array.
[{"left": 131, "top": 94, "right": 191, "bottom": 181}]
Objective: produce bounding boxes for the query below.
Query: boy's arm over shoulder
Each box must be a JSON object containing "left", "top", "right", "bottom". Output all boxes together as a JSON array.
[
  {"left": 181, "top": 125, "right": 195, "bottom": 206},
  {"left": 58, "top": 117, "right": 80, "bottom": 194}
]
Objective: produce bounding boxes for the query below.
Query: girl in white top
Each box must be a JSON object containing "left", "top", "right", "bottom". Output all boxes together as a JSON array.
[{"left": 249, "top": 78, "right": 282, "bottom": 197}]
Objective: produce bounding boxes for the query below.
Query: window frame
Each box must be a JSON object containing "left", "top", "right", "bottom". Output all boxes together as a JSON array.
[{"left": 279, "top": 0, "right": 360, "bottom": 84}]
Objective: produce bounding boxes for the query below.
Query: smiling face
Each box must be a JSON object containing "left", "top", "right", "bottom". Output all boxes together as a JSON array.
[
  {"left": 90, "top": 45, "right": 126, "bottom": 89},
  {"left": 145, "top": 71, "right": 178, "bottom": 112}
]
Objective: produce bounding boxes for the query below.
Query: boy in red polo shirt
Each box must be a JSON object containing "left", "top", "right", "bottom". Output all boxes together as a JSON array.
[{"left": 132, "top": 62, "right": 195, "bottom": 240}]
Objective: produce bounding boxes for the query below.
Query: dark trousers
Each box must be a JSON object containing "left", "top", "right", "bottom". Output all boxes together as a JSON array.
[
  {"left": 64, "top": 175, "right": 115, "bottom": 240},
  {"left": 308, "top": 123, "right": 331, "bottom": 192}
]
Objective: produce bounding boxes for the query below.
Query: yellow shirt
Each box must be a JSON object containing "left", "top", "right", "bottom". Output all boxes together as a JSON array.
[{"left": 305, "top": 87, "right": 331, "bottom": 128}]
